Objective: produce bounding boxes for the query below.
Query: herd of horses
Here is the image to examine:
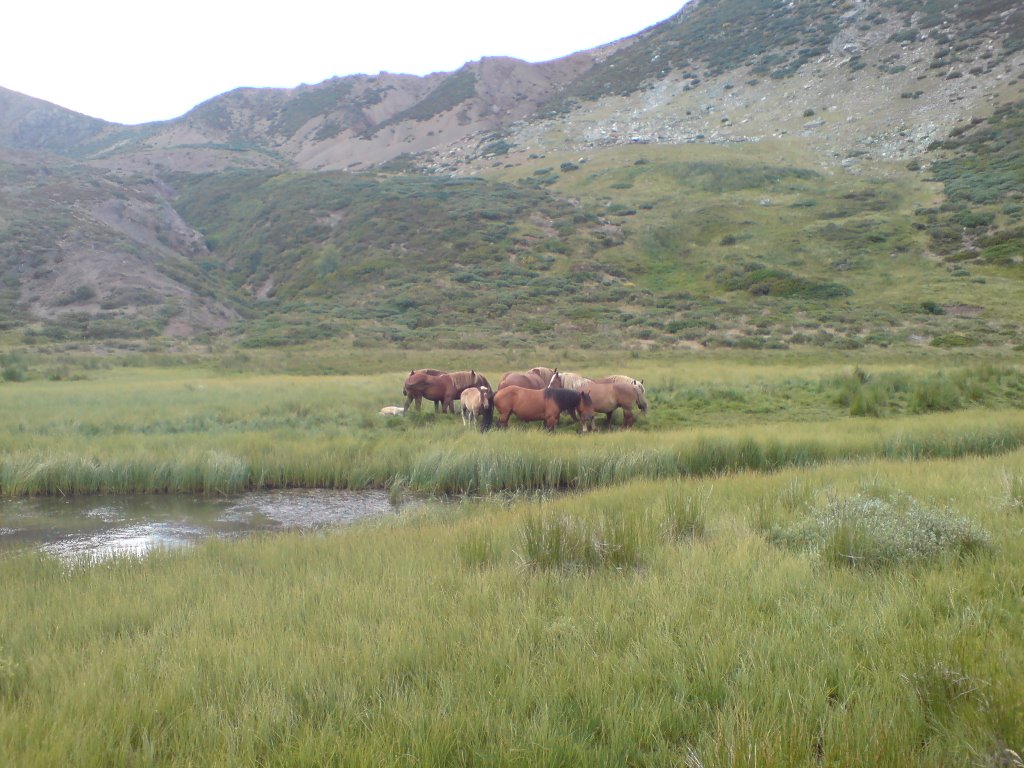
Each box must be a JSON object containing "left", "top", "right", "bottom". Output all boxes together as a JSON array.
[{"left": 396, "top": 367, "right": 648, "bottom": 433}]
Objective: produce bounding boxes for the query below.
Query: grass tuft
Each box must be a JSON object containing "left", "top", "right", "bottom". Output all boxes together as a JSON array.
[
  {"left": 517, "top": 508, "right": 653, "bottom": 572},
  {"left": 660, "top": 484, "right": 711, "bottom": 541}
]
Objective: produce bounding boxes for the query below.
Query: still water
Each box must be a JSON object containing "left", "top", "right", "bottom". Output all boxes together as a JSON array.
[{"left": 0, "top": 490, "right": 397, "bottom": 563}]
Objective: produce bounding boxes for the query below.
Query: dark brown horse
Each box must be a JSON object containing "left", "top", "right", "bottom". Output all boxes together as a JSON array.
[
  {"left": 497, "top": 367, "right": 562, "bottom": 391},
  {"left": 579, "top": 380, "right": 648, "bottom": 429},
  {"left": 403, "top": 369, "right": 448, "bottom": 412},
  {"left": 403, "top": 370, "right": 490, "bottom": 414},
  {"left": 492, "top": 386, "right": 595, "bottom": 432}
]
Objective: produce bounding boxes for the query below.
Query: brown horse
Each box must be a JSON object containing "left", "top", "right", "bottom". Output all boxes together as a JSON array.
[
  {"left": 403, "top": 370, "right": 490, "bottom": 414},
  {"left": 403, "top": 369, "right": 448, "bottom": 412},
  {"left": 460, "top": 385, "right": 494, "bottom": 430},
  {"left": 492, "top": 386, "right": 595, "bottom": 432},
  {"left": 580, "top": 380, "right": 648, "bottom": 429},
  {"left": 497, "top": 367, "right": 562, "bottom": 391}
]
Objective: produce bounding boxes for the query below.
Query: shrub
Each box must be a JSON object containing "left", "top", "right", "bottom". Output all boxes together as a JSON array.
[
  {"left": 930, "top": 334, "right": 975, "bottom": 348},
  {"left": 770, "top": 492, "right": 991, "bottom": 568},
  {"left": 1, "top": 364, "right": 27, "bottom": 382}
]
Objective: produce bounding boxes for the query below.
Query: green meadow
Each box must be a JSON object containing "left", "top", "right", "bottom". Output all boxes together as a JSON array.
[{"left": 1, "top": 348, "right": 1023, "bottom": 765}]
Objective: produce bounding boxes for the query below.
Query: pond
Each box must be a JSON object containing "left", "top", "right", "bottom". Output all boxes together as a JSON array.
[{"left": 0, "top": 489, "right": 397, "bottom": 563}]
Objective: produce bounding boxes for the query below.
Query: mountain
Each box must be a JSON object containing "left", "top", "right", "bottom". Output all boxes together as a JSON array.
[{"left": 1, "top": 0, "right": 1023, "bottom": 351}]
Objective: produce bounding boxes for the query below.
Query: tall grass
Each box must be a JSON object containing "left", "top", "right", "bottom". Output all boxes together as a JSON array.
[
  {"left": 3, "top": 364, "right": 1024, "bottom": 496},
  {"left": 2, "top": 451, "right": 1022, "bottom": 765}
]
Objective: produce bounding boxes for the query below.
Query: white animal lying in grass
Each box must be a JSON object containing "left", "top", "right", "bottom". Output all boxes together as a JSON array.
[{"left": 379, "top": 406, "right": 405, "bottom": 416}]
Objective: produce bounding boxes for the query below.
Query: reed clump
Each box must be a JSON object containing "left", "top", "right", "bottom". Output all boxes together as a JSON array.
[{"left": 518, "top": 507, "right": 656, "bottom": 572}]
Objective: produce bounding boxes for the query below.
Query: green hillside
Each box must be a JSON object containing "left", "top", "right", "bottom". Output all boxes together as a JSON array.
[
  {"left": 158, "top": 137, "right": 1024, "bottom": 351},
  {"left": 1, "top": 0, "right": 1023, "bottom": 352}
]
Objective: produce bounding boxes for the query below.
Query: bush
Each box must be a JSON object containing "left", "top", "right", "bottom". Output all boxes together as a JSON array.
[
  {"left": 770, "top": 492, "right": 991, "bottom": 568},
  {"left": 930, "top": 334, "right": 975, "bottom": 348}
]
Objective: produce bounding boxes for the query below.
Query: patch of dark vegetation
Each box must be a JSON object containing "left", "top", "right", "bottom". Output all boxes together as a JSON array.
[
  {"left": 827, "top": 364, "right": 1024, "bottom": 417},
  {"left": 365, "top": 67, "right": 477, "bottom": 137},
  {"left": 714, "top": 262, "right": 852, "bottom": 300},
  {"left": 921, "top": 99, "right": 1024, "bottom": 260},
  {"left": 172, "top": 169, "right": 646, "bottom": 348}
]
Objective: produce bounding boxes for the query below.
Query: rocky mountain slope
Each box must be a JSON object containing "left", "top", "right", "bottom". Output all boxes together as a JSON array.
[{"left": 1, "top": 0, "right": 1022, "bottom": 350}]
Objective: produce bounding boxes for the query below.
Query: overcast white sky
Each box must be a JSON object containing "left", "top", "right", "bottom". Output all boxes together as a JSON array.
[{"left": 3, "top": 1, "right": 686, "bottom": 125}]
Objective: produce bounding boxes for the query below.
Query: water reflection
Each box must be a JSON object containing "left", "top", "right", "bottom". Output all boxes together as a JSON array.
[{"left": 0, "top": 489, "right": 396, "bottom": 563}]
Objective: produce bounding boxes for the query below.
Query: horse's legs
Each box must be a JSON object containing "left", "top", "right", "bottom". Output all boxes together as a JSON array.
[
  {"left": 461, "top": 405, "right": 469, "bottom": 426},
  {"left": 622, "top": 407, "right": 635, "bottom": 428},
  {"left": 545, "top": 403, "right": 560, "bottom": 431}
]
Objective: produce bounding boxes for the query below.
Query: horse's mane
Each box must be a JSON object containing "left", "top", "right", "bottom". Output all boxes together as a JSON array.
[
  {"left": 559, "top": 371, "right": 594, "bottom": 392},
  {"left": 413, "top": 368, "right": 447, "bottom": 377},
  {"left": 544, "top": 387, "right": 581, "bottom": 411},
  {"left": 596, "top": 374, "right": 643, "bottom": 391},
  {"left": 449, "top": 370, "right": 490, "bottom": 390},
  {"left": 527, "top": 367, "right": 556, "bottom": 381},
  {"left": 447, "top": 370, "right": 474, "bottom": 389}
]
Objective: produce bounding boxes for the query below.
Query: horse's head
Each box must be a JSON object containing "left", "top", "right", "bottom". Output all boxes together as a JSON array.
[
  {"left": 577, "top": 390, "right": 595, "bottom": 433},
  {"left": 548, "top": 369, "right": 563, "bottom": 389},
  {"left": 472, "top": 370, "right": 492, "bottom": 390},
  {"left": 478, "top": 385, "right": 494, "bottom": 429}
]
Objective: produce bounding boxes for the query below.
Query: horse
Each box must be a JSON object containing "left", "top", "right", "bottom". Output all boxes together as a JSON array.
[
  {"left": 492, "top": 386, "right": 595, "bottom": 432},
  {"left": 497, "top": 367, "right": 562, "bottom": 391},
  {"left": 403, "top": 369, "right": 448, "bottom": 412},
  {"left": 460, "top": 385, "right": 494, "bottom": 430},
  {"left": 595, "top": 374, "right": 645, "bottom": 397},
  {"left": 448, "top": 370, "right": 492, "bottom": 399},
  {"left": 579, "top": 379, "right": 648, "bottom": 429},
  {"left": 558, "top": 371, "right": 595, "bottom": 391},
  {"left": 403, "top": 370, "right": 490, "bottom": 414}
]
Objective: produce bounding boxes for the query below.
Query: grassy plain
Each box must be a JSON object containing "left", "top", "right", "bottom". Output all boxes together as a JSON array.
[{"left": 1, "top": 348, "right": 1023, "bottom": 765}]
